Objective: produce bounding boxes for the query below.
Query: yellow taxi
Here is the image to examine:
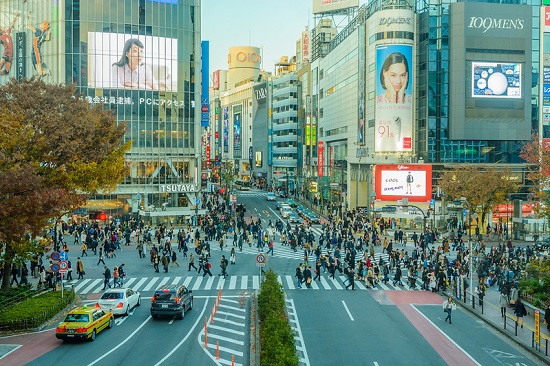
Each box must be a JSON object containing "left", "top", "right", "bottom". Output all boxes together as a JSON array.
[{"left": 55, "top": 304, "right": 113, "bottom": 342}]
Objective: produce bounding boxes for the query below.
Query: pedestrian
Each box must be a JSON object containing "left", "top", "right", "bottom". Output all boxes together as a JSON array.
[
  {"left": 153, "top": 254, "right": 160, "bottom": 273},
  {"left": 113, "top": 266, "right": 120, "bottom": 287},
  {"left": 102, "top": 265, "right": 111, "bottom": 290},
  {"left": 313, "top": 260, "right": 321, "bottom": 281},
  {"left": 170, "top": 250, "right": 180, "bottom": 267},
  {"left": 20, "top": 264, "right": 29, "bottom": 285},
  {"left": 267, "top": 239, "right": 274, "bottom": 255},
  {"left": 97, "top": 249, "right": 105, "bottom": 266},
  {"left": 161, "top": 253, "right": 169, "bottom": 273},
  {"left": 514, "top": 298, "right": 527, "bottom": 328},
  {"left": 498, "top": 292, "right": 509, "bottom": 318},
  {"left": 303, "top": 266, "right": 312, "bottom": 288},
  {"left": 188, "top": 253, "right": 197, "bottom": 271},
  {"left": 219, "top": 255, "right": 228, "bottom": 278},
  {"left": 230, "top": 247, "right": 236, "bottom": 265},
  {"left": 295, "top": 263, "right": 303, "bottom": 289},
  {"left": 114, "top": 263, "right": 124, "bottom": 286},
  {"left": 392, "top": 266, "right": 403, "bottom": 286},
  {"left": 345, "top": 266, "right": 355, "bottom": 290},
  {"left": 10, "top": 265, "right": 18, "bottom": 286},
  {"left": 66, "top": 260, "right": 73, "bottom": 280},
  {"left": 137, "top": 241, "right": 144, "bottom": 258},
  {"left": 80, "top": 242, "right": 88, "bottom": 256},
  {"left": 203, "top": 259, "right": 213, "bottom": 277},
  {"left": 76, "top": 257, "right": 84, "bottom": 280},
  {"left": 443, "top": 296, "right": 455, "bottom": 324}
]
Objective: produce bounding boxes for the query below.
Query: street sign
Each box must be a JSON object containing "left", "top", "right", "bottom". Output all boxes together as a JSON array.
[
  {"left": 59, "top": 260, "right": 68, "bottom": 271},
  {"left": 196, "top": 199, "right": 201, "bottom": 205},
  {"left": 256, "top": 254, "right": 266, "bottom": 264},
  {"left": 50, "top": 251, "right": 60, "bottom": 261},
  {"left": 463, "top": 208, "right": 467, "bottom": 218},
  {"left": 59, "top": 251, "right": 68, "bottom": 261},
  {"left": 50, "top": 263, "right": 60, "bottom": 273},
  {"left": 429, "top": 199, "right": 435, "bottom": 207}
]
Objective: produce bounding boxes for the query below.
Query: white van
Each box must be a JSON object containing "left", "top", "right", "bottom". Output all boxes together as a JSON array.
[{"left": 280, "top": 204, "right": 293, "bottom": 218}]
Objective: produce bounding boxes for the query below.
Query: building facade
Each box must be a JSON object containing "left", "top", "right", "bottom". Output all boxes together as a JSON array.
[{"left": 0, "top": 0, "right": 202, "bottom": 223}]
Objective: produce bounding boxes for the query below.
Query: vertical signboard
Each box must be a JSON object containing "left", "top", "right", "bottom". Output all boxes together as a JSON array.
[
  {"left": 545, "top": 6, "right": 550, "bottom": 32},
  {"left": 223, "top": 106, "right": 229, "bottom": 154},
  {"left": 534, "top": 310, "right": 540, "bottom": 345},
  {"left": 212, "top": 70, "right": 220, "bottom": 90},
  {"left": 375, "top": 44, "right": 413, "bottom": 152},
  {"left": 317, "top": 141, "right": 324, "bottom": 177},
  {"left": 302, "top": 31, "right": 310, "bottom": 63},
  {"left": 358, "top": 23, "right": 365, "bottom": 144},
  {"left": 305, "top": 117, "right": 311, "bottom": 146},
  {"left": 233, "top": 111, "right": 242, "bottom": 158},
  {"left": 201, "top": 41, "right": 209, "bottom": 127},
  {"left": 15, "top": 32, "right": 26, "bottom": 82}
]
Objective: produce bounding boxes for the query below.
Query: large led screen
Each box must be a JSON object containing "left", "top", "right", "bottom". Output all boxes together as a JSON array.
[
  {"left": 87, "top": 32, "right": 178, "bottom": 91},
  {"left": 375, "top": 164, "right": 432, "bottom": 202},
  {"left": 375, "top": 44, "right": 413, "bottom": 153},
  {"left": 471, "top": 62, "right": 521, "bottom": 98}
]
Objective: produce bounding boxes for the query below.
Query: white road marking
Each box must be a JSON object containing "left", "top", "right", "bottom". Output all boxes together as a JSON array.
[
  {"left": 183, "top": 276, "right": 193, "bottom": 287},
  {"left": 204, "top": 275, "right": 215, "bottom": 290},
  {"left": 286, "top": 275, "right": 295, "bottom": 289},
  {"left": 133, "top": 277, "right": 148, "bottom": 291},
  {"left": 252, "top": 275, "right": 259, "bottom": 289},
  {"left": 87, "top": 316, "right": 152, "bottom": 366},
  {"left": 229, "top": 275, "right": 237, "bottom": 289},
  {"left": 342, "top": 300, "right": 355, "bottom": 321},
  {"left": 172, "top": 276, "right": 182, "bottom": 285},
  {"left": 192, "top": 276, "right": 204, "bottom": 291},
  {"left": 286, "top": 298, "right": 311, "bottom": 366},
  {"left": 241, "top": 275, "right": 248, "bottom": 290},
  {"left": 410, "top": 305, "right": 482, "bottom": 366},
  {"left": 154, "top": 301, "right": 209, "bottom": 366},
  {"left": 142, "top": 277, "right": 159, "bottom": 291}
]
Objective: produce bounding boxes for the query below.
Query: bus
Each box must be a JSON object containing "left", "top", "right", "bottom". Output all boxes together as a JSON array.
[{"left": 234, "top": 179, "right": 250, "bottom": 191}]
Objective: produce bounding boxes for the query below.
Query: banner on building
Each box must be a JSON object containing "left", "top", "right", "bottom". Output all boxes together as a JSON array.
[
  {"left": 375, "top": 44, "right": 413, "bottom": 153},
  {"left": 223, "top": 106, "right": 229, "bottom": 154},
  {"left": 317, "top": 141, "right": 324, "bottom": 177}
]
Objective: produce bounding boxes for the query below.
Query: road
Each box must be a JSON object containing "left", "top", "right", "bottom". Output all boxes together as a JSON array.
[{"left": 0, "top": 189, "right": 544, "bottom": 366}]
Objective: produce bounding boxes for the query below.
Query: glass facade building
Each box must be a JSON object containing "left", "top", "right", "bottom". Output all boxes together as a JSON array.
[{"left": 0, "top": 0, "right": 201, "bottom": 220}]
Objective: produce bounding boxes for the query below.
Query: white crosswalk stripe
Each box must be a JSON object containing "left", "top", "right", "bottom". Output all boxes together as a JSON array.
[{"left": 69, "top": 272, "right": 423, "bottom": 294}]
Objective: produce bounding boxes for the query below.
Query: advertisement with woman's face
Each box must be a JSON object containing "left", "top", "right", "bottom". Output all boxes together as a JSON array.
[
  {"left": 375, "top": 44, "right": 413, "bottom": 153},
  {"left": 87, "top": 32, "right": 178, "bottom": 91}
]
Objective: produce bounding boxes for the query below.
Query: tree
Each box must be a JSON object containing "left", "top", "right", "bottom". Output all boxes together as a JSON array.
[
  {"left": 0, "top": 78, "right": 131, "bottom": 291},
  {"left": 519, "top": 134, "right": 550, "bottom": 222},
  {"left": 437, "top": 165, "right": 519, "bottom": 231}
]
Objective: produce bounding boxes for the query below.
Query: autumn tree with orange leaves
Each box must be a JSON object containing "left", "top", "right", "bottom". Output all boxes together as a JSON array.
[
  {"left": 520, "top": 134, "right": 550, "bottom": 221},
  {"left": 437, "top": 164, "right": 519, "bottom": 232},
  {"left": 0, "top": 78, "right": 131, "bottom": 291}
]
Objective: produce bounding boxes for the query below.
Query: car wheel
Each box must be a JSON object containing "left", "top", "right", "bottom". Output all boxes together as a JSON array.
[
  {"left": 136, "top": 296, "right": 141, "bottom": 307},
  {"left": 89, "top": 329, "right": 96, "bottom": 342},
  {"left": 178, "top": 311, "right": 184, "bottom": 320},
  {"left": 188, "top": 298, "right": 193, "bottom": 310},
  {"left": 107, "top": 317, "right": 113, "bottom": 329},
  {"left": 151, "top": 314, "right": 158, "bottom": 320},
  {"left": 124, "top": 305, "right": 129, "bottom": 316}
]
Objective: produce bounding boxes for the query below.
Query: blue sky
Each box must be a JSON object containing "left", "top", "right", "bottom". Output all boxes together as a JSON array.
[{"left": 201, "top": 0, "right": 313, "bottom": 73}]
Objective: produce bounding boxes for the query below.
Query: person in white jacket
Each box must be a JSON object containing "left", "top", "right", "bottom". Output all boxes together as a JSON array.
[{"left": 443, "top": 296, "right": 455, "bottom": 324}]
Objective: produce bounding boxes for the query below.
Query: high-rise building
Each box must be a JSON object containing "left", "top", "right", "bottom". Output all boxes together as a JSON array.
[{"left": 0, "top": 0, "right": 202, "bottom": 224}]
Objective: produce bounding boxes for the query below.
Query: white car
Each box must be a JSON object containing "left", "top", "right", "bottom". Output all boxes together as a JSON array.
[
  {"left": 97, "top": 288, "right": 141, "bottom": 316},
  {"left": 266, "top": 192, "right": 276, "bottom": 201}
]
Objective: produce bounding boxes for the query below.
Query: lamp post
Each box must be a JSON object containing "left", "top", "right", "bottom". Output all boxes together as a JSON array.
[{"left": 460, "top": 197, "right": 474, "bottom": 304}]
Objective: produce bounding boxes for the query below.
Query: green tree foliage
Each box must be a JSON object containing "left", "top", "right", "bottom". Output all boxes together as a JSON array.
[
  {"left": 519, "top": 258, "right": 550, "bottom": 308},
  {"left": 437, "top": 165, "right": 519, "bottom": 228},
  {"left": 519, "top": 134, "right": 550, "bottom": 222},
  {"left": 258, "top": 270, "right": 299, "bottom": 366},
  {"left": 0, "top": 78, "right": 131, "bottom": 291}
]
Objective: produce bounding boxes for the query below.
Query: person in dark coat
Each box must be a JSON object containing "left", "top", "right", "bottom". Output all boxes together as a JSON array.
[
  {"left": 514, "top": 298, "right": 527, "bottom": 328},
  {"left": 392, "top": 266, "right": 403, "bottom": 286},
  {"left": 345, "top": 266, "right": 355, "bottom": 290}
]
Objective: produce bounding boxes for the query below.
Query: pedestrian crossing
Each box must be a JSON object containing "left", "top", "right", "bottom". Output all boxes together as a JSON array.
[{"left": 67, "top": 273, "right": 424, "bottom": 294}]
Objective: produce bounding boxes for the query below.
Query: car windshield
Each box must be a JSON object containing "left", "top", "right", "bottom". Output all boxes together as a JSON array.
[
  {"left": 100, "top": 292, "right": 122, "bottom": 300},
  {"left": 154, "top": 292, "right": 176, "bottom": 301},
  {"left": 64, "top": 314, "right": 90, "bottom": 322}
]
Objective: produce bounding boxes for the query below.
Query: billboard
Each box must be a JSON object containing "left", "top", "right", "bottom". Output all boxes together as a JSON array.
[
  {"left": 87, "top": 32, "right": 178, "bottom": 91},
  {"left": 317, "top": 141, "right": 324, "bottom": 177},
  {"left": 301, "top": 31, "right": 310, "bottom": 63},
  {"left": 375, "top": 44, "right": 413, "bottom": 153},
  {"left": 223, "top": 106, "right": 229, "bottom": 154},
  {"left": 375, "top": 164, "right": 432, "bottom": 202},
  {"left": 312, "top": 0, "right": 359, "bottom": 14},
  {"left": 233, "top": 112, "right": 241, "bottom": 154},
  {"left": 471, "top": 62, "right": 521, "bottom": 98}
]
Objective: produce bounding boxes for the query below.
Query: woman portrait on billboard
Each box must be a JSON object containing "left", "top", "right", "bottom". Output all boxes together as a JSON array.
[
  {"left": 111, "top": 38, "right": 158, "bottom": 90},
  {"left": 377, "top": 52, "right": 412, "bottom": 105}
]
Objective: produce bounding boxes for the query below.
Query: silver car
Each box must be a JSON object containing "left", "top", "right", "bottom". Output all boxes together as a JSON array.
[{"left": 96, "top": 288, "right": 141, "bottom": 316}]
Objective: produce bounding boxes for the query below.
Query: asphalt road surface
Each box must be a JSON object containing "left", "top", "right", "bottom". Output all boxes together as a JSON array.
[{"left": 0, "top": 189, "right": 544, "bottom": 366}]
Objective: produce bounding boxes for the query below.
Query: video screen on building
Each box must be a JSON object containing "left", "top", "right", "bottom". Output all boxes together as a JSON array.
[
  {"left": 375, "top": 164, "right": 432, "bottom": 202},
  {"left": 87, "top": 32, "right": 178, "bottom": 91},
  {"left": 471, "top": 62, "right": 521, "bottom": 99}
]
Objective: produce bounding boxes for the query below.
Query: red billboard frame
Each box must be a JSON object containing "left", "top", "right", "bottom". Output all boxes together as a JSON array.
[{"left": 375, "top": 164, "right": 432, "bottom": 202}]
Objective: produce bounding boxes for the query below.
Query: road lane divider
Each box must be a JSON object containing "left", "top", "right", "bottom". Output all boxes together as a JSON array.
[{"left": 342, "top": 300, "right": 355, "bottom": 321}]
